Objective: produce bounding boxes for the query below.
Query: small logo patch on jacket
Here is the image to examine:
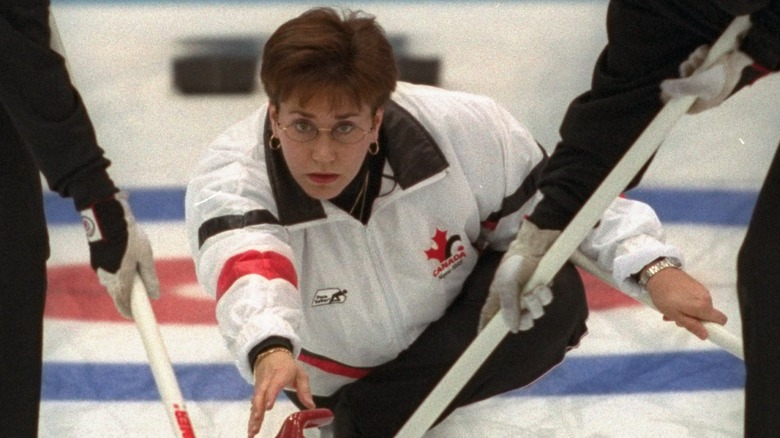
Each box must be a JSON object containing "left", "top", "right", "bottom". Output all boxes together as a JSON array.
[
  {"left": 312, "top": 288, "right": 348, "bottom": 306},
  {"left": 425, "top": 228, "right": 467, "bottom": 279}
]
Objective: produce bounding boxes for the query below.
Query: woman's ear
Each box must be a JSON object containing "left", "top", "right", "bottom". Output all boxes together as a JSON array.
[
  {"left": 268, "top": 102, "right": 279, "bottom": 134},
  {"left": 373, "top": 106, "right": 385, "bottom": 135}
]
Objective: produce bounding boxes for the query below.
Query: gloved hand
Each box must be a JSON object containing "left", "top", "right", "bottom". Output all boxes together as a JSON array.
[
  {"left": 80, "top": 191, "right": 160, "bottom": 318},
  {"left": 479, "top": 218, "right": 560, "bottom": 333},
  {"left": 660, "top": 44, "right": 771, "bottom": 113}
]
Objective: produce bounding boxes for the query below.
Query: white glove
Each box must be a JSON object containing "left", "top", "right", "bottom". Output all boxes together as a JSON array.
[
  {"left": 479, "top": 219, "right": 560, "bottom": 333},
  {"left": 80, "top": 191, "right": 160, "bottom": 318},
  {"left": 660, "top": 44, "right": 757, "bottom": 113}
]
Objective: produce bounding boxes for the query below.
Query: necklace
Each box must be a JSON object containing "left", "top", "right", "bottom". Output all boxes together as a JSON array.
[{"left": 349, "top": 171, "right": 370, "bottom": 220}]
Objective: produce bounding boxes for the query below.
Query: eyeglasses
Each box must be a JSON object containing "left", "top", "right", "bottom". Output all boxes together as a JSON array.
[{"left": 279, "top": 119, "right": 373, "bottom": 145}]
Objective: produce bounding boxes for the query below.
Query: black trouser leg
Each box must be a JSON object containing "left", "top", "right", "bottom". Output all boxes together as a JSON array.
[
  {"left": 737, "top": 144, "right": 780, "bottom": 438},
  {"left": 0, "top": 106, "right": 49, "bottom": 437},
  {"left": 319, "top": 251, "right": 588, "bottom": 437}
]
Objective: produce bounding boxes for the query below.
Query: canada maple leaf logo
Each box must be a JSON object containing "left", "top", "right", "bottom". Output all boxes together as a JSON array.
[{"left": 425, "top": 228, "right": 463, "bottom": 263}]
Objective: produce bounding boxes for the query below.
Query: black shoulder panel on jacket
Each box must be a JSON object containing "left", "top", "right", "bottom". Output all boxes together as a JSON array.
[{"left": 198, "top": 209, "right": 280, "bottom": 248}]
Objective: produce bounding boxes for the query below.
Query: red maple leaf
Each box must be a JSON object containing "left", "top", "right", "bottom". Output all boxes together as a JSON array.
[{"left": 425, "top": 228, "right": 449, "bottom": 262}]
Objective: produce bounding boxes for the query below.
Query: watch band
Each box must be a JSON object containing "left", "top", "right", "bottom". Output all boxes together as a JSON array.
[{"left": 638, "top": 257, "right": 681, "bottom": 288}]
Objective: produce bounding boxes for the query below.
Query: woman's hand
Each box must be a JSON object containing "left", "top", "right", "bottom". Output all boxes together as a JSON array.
[
  {"left": 644, "top": 268, "right": 728, "bottom": 340},
  {"left": 247, "top": 350, "right": 316, "bottom": 438}
]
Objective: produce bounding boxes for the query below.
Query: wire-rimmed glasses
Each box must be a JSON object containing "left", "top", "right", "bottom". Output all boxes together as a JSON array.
[{"left": 279, "top": 119, "right": 373, "bottom": 145}]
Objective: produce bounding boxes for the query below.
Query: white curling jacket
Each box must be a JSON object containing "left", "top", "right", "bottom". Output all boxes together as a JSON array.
[{"left": 185, "top": 82, "right": 681, "bottom": 396}]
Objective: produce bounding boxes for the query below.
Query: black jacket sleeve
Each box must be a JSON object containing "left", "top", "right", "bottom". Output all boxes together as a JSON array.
[
  {"left": 528, "top": 0, "right": 779, "bottom": 230},
  {"left": 0, "top": 4, "right": 117, "bottom": 210}
]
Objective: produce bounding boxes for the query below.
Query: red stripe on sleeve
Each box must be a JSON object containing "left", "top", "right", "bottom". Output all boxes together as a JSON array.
[{"left": 216, "top": 250, "right": 298, "bottom": 300}]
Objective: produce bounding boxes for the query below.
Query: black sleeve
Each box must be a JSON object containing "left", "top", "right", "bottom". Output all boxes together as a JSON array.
[
  {"left": 528, "top": 0, "right": 774, "bottom": 230},
  {"left": 0, "top": 5, "right": 117, "bottom": 210}
]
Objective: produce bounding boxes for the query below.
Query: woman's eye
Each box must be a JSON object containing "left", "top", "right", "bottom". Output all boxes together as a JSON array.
[
  {"left": 293, "top": 121, "right": 314, "bottom": 133},
  {"left": 334, "top": 123, "right": 356, "bottom": 134}
]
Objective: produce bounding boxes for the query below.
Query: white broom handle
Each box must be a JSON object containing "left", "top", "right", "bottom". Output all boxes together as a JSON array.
[
  {"left": 396, "top": 15, "right": 751, "bottom": 437},
  {"left": 132, "top": 279, "right": 197, "bottom": 438},
  {"left": 568, "top": 250, "right": 743, "bottom": 359}
]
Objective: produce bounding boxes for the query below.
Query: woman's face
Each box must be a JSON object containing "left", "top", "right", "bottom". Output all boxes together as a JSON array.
[{"left": 269, "top": 93, "right": 383, "bottom": 200}]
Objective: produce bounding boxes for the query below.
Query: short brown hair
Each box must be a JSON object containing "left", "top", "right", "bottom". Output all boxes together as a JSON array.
[{"left": 260, "top": 7, "right": 398, "bottom": 111}]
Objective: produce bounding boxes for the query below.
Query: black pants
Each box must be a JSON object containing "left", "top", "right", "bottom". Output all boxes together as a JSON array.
[
  {"left": 289, "top": 251, "right": 588, "bottom": 437},
  {"left": 737, "top": 143, "right": 780, "bottom": 437},
  {"left": 0, "top": 6, "right": 50, "bottom": 436},
  {"left": 0, "top": 90, "right": 49, "bottom": 437}
]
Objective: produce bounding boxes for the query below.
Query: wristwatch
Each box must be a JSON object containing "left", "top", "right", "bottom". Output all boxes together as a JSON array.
[{"left": 638, "top": 257, "right": 681, "bottom": 288}]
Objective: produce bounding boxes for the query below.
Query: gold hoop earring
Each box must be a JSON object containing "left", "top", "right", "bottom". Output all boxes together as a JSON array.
[
  {"left": 269, "top": 135, "right": 281, "bottom": 150},
  {"left": 368, "top": 141, "right": 379, "bottom": 156}
]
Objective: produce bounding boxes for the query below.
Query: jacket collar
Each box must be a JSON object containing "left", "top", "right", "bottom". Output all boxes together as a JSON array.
[{"left": 264, "top": 100, "right": 449, "bottom": 225}]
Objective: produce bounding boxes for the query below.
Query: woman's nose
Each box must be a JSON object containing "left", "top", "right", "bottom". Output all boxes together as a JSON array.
[{"left": 310, "top": 134, "right": 337, "bottom": 162}]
